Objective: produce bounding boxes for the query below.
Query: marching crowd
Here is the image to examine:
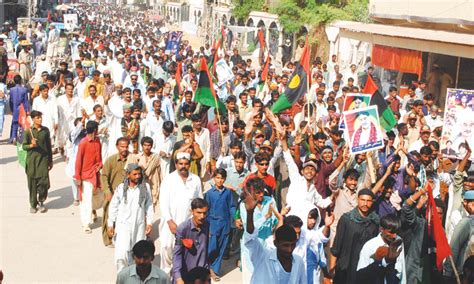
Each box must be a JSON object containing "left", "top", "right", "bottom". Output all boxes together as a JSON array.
[{"left": 1, "top": 4, "right": 473, "bottom": 284}]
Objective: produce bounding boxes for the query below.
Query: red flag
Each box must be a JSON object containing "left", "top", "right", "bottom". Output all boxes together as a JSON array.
[
  {"left": 18, "top": 104, "right": 30, "bottom": 129},
  {"left": 261, "top": 54, "right": 270, "bottom": 82},
  {"left": 47, "top": 10, "right": 52, "bottom": 23},
  {"left": 425, "top": 183, "right": 452, "bottom": 271},
  {"left": 212, "top": 36, "right": 222, "bottom": 76},
  {"left": 299, "top": 36, "right": 311, "bottom": 86},
  {"left": 258, "top": 30, "right": 265, "bottom": 51},
  {"left": 363, "top": 74, "right": 379, "bottom": 94}
]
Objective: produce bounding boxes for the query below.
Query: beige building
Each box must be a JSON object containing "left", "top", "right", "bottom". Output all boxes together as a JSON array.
[{"left": 329, "top": 0, "right": 474, "bottom": 104}]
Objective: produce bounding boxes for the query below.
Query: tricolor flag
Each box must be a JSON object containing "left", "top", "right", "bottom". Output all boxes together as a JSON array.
[
  {"left": 364, "top": 75, "right": 397, "bottom": 131},
  {"left": 173, "top": 61, "right": 183, "bottom": 101},
  {"left": 425, "top": 183, "right": 452, "bottom": 271},
  {"left": 195, "top": 57, "right": 226, "bottom": 112},
  {"left": 271, "top": 63, "right": 308, "bottom": 113}
]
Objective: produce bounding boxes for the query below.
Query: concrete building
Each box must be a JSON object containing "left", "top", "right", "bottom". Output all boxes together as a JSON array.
[{"left": 328, "top": 0, "right": 474, "bottom": 100}]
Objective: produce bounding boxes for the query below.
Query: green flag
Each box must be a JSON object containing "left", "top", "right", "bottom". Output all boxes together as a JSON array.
[
  {"left": 17, "top": 142, "right": 27, "bottom": 168},
  {"left": 271, "top": 64, "right": 308, "bottom": 113}
]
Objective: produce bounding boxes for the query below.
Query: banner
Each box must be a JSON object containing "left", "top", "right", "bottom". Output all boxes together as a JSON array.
[
  {"left": 165, "top": 31, "right": 183, "bottom": 55},
  {"left": 440, "top": 88, "right": 474, "bottom": 161},
  {"left": 372, "top": 44, "right": 423, "bottom": 78},
  {"left": 339, "top": 94, "right": 371, "bottom": 130},
  {"left": 344, "top": 106, "right": 384, "bottom": 155},
  {"left": 215, "top": 59, "right": 234, "bottom": 87}
]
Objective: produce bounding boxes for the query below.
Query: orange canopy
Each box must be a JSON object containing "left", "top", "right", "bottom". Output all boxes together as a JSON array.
[{"left": 372, "top": 44, "right": 423, "bottom": 79}]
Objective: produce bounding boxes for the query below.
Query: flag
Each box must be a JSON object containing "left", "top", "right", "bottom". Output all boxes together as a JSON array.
[
  {"left": 271, "top": 63, "right": 308, "bottom": 113},
  {"left": 18, "top": 104, "right": 30, "bottom": 129},
  {"left": 425, "top": 183, "right": 452, "bottom": 271},
  {"left": 261, "top": 54, "right": 271, "bottom": 82},
  {"left": 17, "top": 142, "right": 27, "bottom": 168},
  {"left": 195, "top": 57, "right": 226, "bottom": 112},
  {"left": 365, "top": 75, "right": 397, "bottom": 131},
  {"left": 300, "top": 37, "right": 311, "bottom": 86},
  {"left": 257, "top": 29, "right": 265, "bottom": 51},
  {"left": 85, "top": 23, "right": 91, "bottom": 43},
  {"left": 173, "top": 61, "right": 182, "bottom": 101}
]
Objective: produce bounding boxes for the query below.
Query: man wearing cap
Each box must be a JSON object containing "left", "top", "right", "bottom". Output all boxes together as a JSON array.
[
  {"left": 159, "top": 152, "right": 203, "bottom": 274},
  {"left": 444, "top": 190, "right": 474, "bottom": 280},
  {"left": 46, "top": 24, "right": 59, "bottom": 62},
  {"left": 101, "top": 137, "right": 139, "bottom": 247},
  {"left": 22, "top": 110, "right": 53, "bottom": 214},
  {"left": 107, "top": 163, "right": 154, "bottom": 272},
  {"left": 331, "top": 189, "right": 380, "bottom": 284},
  {"left": 279, "top": 129, "right": 334, "bottom": 226},
  {"left": 406, "top": 112, "right": 420, "bottom": 147},
  {"left": 409, "top": 125, "right": 431, "bottom": 153}
]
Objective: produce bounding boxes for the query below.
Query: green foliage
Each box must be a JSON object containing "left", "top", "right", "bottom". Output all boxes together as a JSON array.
[
  {"left": 271, "top": 0, "right": 370, "bottom": 32},
  {"left": 232, "top": 0, "right": 266, "bottom": 21}
]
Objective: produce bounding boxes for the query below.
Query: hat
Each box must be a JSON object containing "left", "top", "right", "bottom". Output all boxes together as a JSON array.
[
  {"left": 103, "top": 69, "right": 111, "bottom": 75},
  {"left": 20, "top": 40, "right": 32, "bottom": 46},
  {"left": 123, "top": 103, "right": 132, "bottom": 110},
  {"left": 463, "top": 190, "right": 474, "bottom": 200},
  {"left": 285, "top": 39, "right": 291, "bottom": 43},
  {"left": 176, "top": 152, "right": 191, "bottom": 161},
  {"left": 408, "top": 112, "right": 417, "bottom": 119},
  {"left": 261, "top": 140, "right": 273, "bottom": 150},
  {"left": 433, "top": 120, "right": 443, "bottom": 129},
  {"left": 303, "top": 160, "right": 319, "bottom": 171},
  {"left": 126, "top": 163, "right": 141, "bottom": 174},
  {"left": 117, "top": 54, "right": 125, "bottom": 59},
  {"left": 420, "top": 125, "right": 431, "bottom": 133},
  {"left": 40, "top": 54, "right": 46, "bottom": 60},
  {"left": 321, "top": 146, "right": 333, "bottom": 154}
]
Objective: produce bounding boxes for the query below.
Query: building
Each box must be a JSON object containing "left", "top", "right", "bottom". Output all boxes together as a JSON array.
[{"left": 328, "top": 0, "right": 474, "bottom": 106}]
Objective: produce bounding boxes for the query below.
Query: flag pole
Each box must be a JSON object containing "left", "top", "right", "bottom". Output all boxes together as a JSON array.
[
  {"left": 448, "top": 256, "right": 461, "bottom": 284},
  {"left": 214, "top": 95, "right": 225, "bottom": 148}
]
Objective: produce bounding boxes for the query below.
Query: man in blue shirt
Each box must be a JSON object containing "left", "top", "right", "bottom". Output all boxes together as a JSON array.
[
  {"left": 172, "top": 198, "right": 210, "bottom": 284},
  {"left": 205, "top": 168, "right": 236, "bottom": 281},
  {"left": 9, "top": 75, "right": 29, "bottom": 144}
]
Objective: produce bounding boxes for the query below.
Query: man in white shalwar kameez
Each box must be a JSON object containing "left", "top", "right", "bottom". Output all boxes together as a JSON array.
[
  {"left": 158, "top": 152, "right": 203, "bottom": 274},
  {"left": 56, "top": 83, "right": 81, "bottom": 151},
  {"left": 32, "top": 84, "right": 59, "bottom": 141},
  {"left": 104, "top": 91, "right": 126, "bottom": 157},
  {"left": 107, "top": 164, "right": 154, "bottom": 272},
  {"left": 152, "top": 121, "right": 176, "bottom": 179}
]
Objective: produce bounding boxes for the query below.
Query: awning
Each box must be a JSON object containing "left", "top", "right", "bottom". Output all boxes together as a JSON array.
[{"left": 331, "top": 21, "right": 474, "bottom": 59}]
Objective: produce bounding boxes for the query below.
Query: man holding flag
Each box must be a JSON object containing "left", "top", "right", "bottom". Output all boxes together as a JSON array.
[{"left": 22, "top": 111, "right": 53, "bottom": 214}]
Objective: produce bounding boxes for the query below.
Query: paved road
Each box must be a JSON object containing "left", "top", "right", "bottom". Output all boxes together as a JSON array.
[{"left": 0, "top": 114, "right": 242, "bottom": 283}]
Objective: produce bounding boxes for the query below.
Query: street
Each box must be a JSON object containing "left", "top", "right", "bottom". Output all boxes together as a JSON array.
[{"left": 0, "top": 114, "right": 241, "bottom": 283}]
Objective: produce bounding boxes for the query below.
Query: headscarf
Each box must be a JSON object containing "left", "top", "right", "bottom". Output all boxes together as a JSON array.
[{"left": 122, "top": 163, "right": 148, "bottom": 206}]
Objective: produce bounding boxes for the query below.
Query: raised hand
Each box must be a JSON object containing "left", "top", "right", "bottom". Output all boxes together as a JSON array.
[
  {"left": 324, "top": 211, "right": 335, "bottom": 227},
  {"left": 386, "top": 239, "right": 403, "bottom": 263},
  {"left": 243, "top": 187, "right": 258, "bottom": 212}
]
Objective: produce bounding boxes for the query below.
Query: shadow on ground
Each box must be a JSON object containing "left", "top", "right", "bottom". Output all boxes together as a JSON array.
[{"left": 46, "top": 186, "right": 73, "bottom": 209}]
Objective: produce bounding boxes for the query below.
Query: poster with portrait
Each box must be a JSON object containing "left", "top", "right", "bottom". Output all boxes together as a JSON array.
[
  {"left": 440, "top": 88, "right": 474, "bottom": 161},
  {"left": 344, "top": 106, "right": 384, "bottom": 154},
  {"left": 63, "top": 14, "right": 78, "bottom": 31},
  {"left": 215, "top": 59, "right": 234, "bottom": 87},
  {"left": 339, "top": 94, "right": 372, "bottom": 130},
  {"left": 165, "top": 31, "right": 183, "bottom": 55}
]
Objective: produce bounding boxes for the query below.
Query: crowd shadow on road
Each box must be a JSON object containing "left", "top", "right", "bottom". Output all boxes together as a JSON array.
[
  {"left": 46, "top": 186, "right": 73, "bottom": 209},
  {"left": 0, "top": 156, "right": 18, "bottom": 165}
]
